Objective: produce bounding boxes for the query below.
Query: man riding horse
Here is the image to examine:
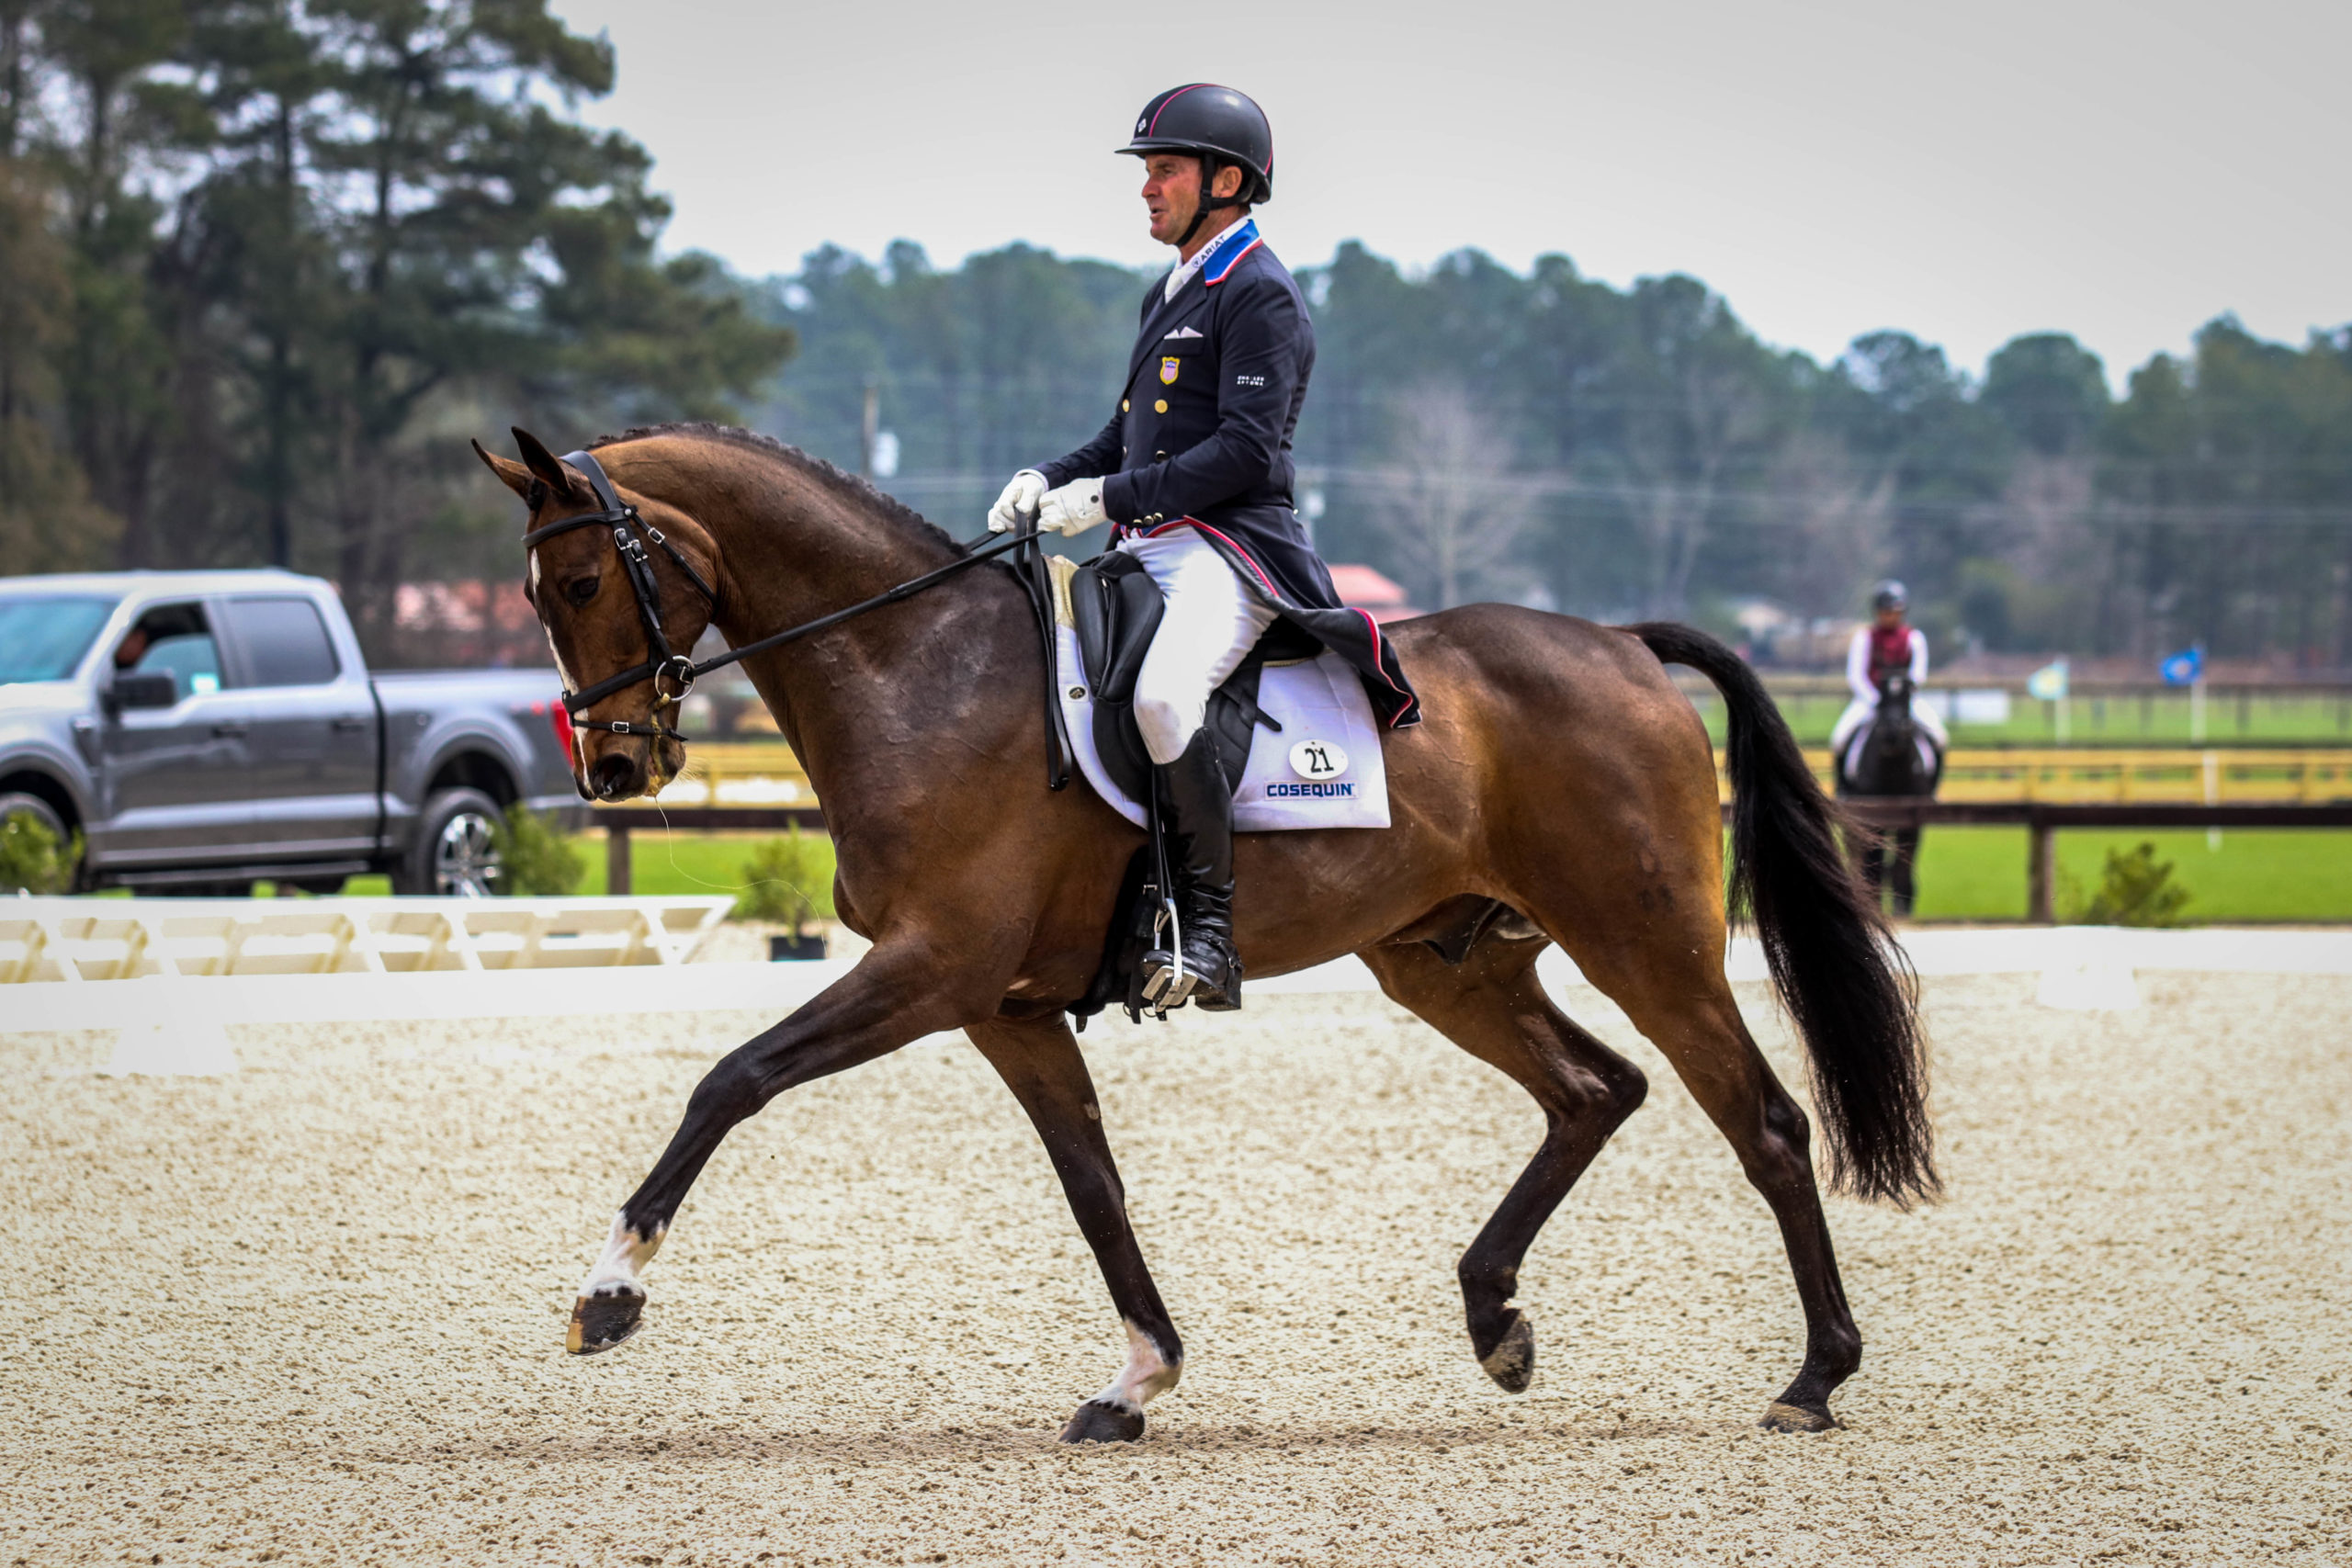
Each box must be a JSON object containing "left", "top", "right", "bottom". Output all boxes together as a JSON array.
[
  {"left": 1829, "top": 580, "right": 1947, "bottom": 776},
  {"left": 988, "top": 84, "right": 1417, "bottom": 1015}
]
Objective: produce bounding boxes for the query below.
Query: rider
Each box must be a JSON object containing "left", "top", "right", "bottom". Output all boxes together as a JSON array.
[
  {"left": 1829, "top": 580, "right": 1948, "bottom": 773},
  {"left": 987, "top": 84, "right": 1418, "bottom": 1012}
]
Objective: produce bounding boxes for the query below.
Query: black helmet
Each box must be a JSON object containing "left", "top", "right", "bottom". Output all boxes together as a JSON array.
[
  {"left": 1118, "top": 85, "right": 1273, "bottom": 205},
  {"left": 1871, "top": 579, "right": 1909, "bottom": 613}
]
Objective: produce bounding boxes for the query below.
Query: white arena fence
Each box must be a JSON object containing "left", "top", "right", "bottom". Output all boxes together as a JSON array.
[
  {"left": 3, "top": 908, "right": 2346, "bottom": 1077},
  {"left": 1, "top": 894, "right": 730, "bottom": 984}
]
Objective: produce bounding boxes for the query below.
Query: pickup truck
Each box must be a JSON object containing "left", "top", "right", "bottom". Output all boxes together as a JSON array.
[{"left": 0, "top": 570, "right": 582, "bottom": 895}]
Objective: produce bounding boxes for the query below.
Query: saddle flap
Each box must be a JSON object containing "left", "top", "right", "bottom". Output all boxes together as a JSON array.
[{"left": 1069, "top": 552, "right": 1165, "bottom": 702}]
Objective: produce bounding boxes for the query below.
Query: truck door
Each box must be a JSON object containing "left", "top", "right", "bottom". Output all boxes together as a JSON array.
[
  {"left": 217, "top": 594, "right": 380, "bottom": 860},
  {"left": 91, "top": 601, "right": 255, "bottom": 868}
]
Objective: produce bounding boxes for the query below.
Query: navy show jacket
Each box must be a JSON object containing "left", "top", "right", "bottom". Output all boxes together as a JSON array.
[{"left": 1036, "top": 222, "right": 1421, "bottom": 728}]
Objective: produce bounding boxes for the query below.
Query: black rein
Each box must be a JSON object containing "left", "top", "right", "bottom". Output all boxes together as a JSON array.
[{"left": 525, "top": 450, "right": 1056, "bottom": 769}]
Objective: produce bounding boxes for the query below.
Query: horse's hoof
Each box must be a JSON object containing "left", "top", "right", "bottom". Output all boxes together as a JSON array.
[
  {"left": 567, "top": 1286, "right": 645, "bottom": 1355},
  {"left": 1477, "top": 1312, "right": 1535, "bottom": 1393},
  {"left": 1758, "top": 1400, "right": 1838, "bottom": 1434},
  {"left": 1059, "top": 1399, "right": 1146, "bottom": 1444}
]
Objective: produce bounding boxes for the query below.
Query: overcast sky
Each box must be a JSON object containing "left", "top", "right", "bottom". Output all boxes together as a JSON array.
[{"left": 548, "top": 0, "right": 2346, "bottom": 386}]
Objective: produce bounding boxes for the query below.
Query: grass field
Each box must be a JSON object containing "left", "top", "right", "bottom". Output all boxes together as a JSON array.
[{"left": 330, "top": 823, "right": 2346, "bottom": 924}]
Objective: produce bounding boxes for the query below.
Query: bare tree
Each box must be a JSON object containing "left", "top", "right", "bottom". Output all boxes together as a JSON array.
[
  {"left": 1371, "top": 380, "right": 1537, "bottom": 608},
  {"left": 1761, "top": 432, "right": 1894, "bottom": 618}
]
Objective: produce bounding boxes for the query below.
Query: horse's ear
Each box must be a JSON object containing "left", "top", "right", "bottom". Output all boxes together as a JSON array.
[
  {"left": 511, "top": 426, "right": 589, "bottom": 502},
  {"left": 473, "top": 438, "right": 544, "bottom": 507}
]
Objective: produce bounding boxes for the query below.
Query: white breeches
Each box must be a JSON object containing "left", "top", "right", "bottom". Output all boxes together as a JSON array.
[
  {"left": 1119, "top": 526, "right": 1281, "bottom": 765},
  {"left": 1831, "top": 698, "right": 1949, "bottom": 764}
]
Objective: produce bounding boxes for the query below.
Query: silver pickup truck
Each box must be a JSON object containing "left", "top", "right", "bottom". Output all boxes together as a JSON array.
[{"left": 0, "top": 570, "right": 582, "bottom": 895}]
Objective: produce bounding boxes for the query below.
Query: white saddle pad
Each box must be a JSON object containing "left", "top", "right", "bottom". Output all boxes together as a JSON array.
[{"left": 1052, "top": 620, "right": 1391, "bottom": 833}]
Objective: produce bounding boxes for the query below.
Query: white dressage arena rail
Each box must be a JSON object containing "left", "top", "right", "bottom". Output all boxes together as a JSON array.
[
  {"left": 1, "top": 894, "right": 730, "bottom": 984},
  {"left": 4, "top": 911, "right": 2346, "bottom": 1077}
]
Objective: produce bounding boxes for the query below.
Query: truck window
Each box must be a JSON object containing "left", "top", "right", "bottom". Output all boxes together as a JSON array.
[
  {"left": 0, "top": 594, "right": 119, "bottom": 682},
  {"left": 113, "top": 603, "right": 221, "bottom": 700},
  {"left": 224, "top": 596, "right": 341, "bottom": 687}
]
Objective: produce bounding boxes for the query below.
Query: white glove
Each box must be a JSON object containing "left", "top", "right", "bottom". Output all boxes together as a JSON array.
[
  {"left": 1038, "top": 477, "right": 1110, "bottom": 537},
  {"left": 987, "top": 469, "right": 1049, "bottom": 533}
]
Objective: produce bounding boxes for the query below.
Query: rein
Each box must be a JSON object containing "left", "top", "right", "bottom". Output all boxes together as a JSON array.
[{"left": 526, "top": 448, "right": 1043, "bottom": 746}]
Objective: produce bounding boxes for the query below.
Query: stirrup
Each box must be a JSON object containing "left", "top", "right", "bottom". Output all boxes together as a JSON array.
[{"left": 1140, "top": 946, "right": 1196, "bottom": 1014}]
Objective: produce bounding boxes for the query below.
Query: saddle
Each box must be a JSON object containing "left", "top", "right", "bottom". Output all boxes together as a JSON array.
[{"left": 1066, "top": 549, "right": 1310, "bottom": 805}]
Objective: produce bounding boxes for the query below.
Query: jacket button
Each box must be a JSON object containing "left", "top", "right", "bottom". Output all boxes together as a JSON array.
[
  {"left": 1153, "top": 399, "right": 1168, "bottom": 413},
  {"left": 1122, "top": 399, "right": 1130, "bottom": 412},
  {"left": 1154, "top": 451, "right": 1168, "bottom": 461}
]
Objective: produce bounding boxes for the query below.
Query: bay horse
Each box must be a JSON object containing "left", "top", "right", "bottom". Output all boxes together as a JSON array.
[
  {"left": 475, "top": 423, "right": 1934, "bottom": 1443},
  {"left": 1837, "top": 671, "right": 1946, "bottom": 916}
]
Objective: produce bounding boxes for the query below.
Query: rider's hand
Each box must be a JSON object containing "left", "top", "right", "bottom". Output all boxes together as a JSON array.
[
  {"left": 1038, "top": 477, "right": 1109, "bottom": 537},
  {"left": 987, "top": 469, "right": 1049, "bottom": 533}
]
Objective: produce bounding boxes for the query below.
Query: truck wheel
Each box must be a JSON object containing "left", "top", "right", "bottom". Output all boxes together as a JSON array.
[
  {"left": 398, "top": 787, "right": 505, "bottom": 897},
  {"left": 0, "top": 791, "right": 81, "bottom": 892}
]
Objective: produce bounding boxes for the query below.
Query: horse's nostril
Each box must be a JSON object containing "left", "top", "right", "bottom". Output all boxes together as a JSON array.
[{"left": 589, "top": 752, "right": 639, "bottom": 799}]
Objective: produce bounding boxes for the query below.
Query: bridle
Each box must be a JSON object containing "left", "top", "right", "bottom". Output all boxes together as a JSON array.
[
  {"left": 524, "top": 447, "right": 1047, "bottom": 753},
  {"left": 523, "top": 450, "right": 719, "bottom": 747}
]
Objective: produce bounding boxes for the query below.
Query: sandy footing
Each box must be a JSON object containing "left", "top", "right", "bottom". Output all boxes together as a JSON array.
[{"left": 4, "top": 972, "right": 2346, "bottom": 1564}]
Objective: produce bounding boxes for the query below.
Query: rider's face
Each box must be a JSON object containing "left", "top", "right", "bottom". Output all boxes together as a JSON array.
[
  {"left": 1140, "top": 154, "right": 1202, "bottom": 246},
  {"left": 1875, "top": 606, "right": 1905, "bottom": 629}
]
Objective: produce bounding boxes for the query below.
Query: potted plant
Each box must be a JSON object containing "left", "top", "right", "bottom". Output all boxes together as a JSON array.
[{"left": 733, "top": 828, "right": 836, "bottom": 958}]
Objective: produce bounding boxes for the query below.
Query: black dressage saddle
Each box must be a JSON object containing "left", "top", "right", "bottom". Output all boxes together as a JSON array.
[{"left": 1067, "top": 549, "right": 1311, "bottom": 804}]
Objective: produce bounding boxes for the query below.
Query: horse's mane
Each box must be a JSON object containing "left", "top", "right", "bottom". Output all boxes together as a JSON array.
[{"left": 588, "top": 421, "right": 967, "bottom": 556}]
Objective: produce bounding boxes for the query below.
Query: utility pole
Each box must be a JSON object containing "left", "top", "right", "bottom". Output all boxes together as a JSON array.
[{"left": 859, "top": 379, "right": 879, "bottom": 478}]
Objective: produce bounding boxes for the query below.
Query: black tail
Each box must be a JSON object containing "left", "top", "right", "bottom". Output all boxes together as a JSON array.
[{"left": 1629, "top": 622, "right": 1939, "bottom": 1206}]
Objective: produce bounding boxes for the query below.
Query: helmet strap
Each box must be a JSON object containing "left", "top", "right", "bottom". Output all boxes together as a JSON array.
[{"left": 1176, "top": 153, "right": 1244, "bottom": 249}]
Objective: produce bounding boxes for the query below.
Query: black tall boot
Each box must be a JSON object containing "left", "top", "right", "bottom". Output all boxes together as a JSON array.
[{"left": 1141, "top": 728, "right": 1243, "bottom": 1012}]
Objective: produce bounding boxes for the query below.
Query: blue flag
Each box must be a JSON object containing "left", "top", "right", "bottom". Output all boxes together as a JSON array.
[{"left": 2160, "top": 648, "right": 2203, "bottom": 685}]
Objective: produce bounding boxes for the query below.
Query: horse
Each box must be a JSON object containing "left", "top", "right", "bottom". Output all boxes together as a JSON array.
[
  {"left": 1836, "top": 671, "right": 1946, "bottom": 917},
  {"left": 474, "top": 422, "right": 1935, "bottom": 1444}
]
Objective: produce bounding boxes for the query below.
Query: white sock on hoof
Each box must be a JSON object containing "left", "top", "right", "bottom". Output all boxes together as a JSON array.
[
  {"left": 580, "top": 1211, "right": 665, "bottom": 1299},
  {"left": 1088, "top": 1318, "right": 1182, "bottom": 1414}
]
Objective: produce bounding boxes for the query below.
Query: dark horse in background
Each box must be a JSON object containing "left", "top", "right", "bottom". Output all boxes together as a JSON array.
[
  {"left": 476, "top": 423, "right": 1935, "bottom": 1444},
  {"left": 1837, "top": 671, "right": 1947, "bottom": 917}
]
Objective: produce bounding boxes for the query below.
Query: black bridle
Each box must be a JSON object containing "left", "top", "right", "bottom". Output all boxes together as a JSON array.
[{"left": 524, "top": 448, "right": 1046, "bottom": 750}]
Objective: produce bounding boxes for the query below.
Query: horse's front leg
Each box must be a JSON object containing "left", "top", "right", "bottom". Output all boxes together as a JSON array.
[
  {"left": 568, "top": 937, "right": 1003, "bottom": 1354},
  {"left": 966, "top": 1013, "right": 1182, "bottom": 1444}
]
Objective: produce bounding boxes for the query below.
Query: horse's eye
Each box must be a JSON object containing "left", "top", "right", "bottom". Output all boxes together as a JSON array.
[{"left": 565, "top": 576, "right": 599, "bottom": 607}]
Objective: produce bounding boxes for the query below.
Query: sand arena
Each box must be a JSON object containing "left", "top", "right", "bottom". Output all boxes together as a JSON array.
[{"left": 5, "top": 970, "right": 2346, "bottom": 1565}]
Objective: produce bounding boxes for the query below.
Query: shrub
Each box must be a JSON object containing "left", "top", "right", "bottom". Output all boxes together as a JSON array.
[
  {"left": 0, "top": 808, "right": 81, "bottom": 894},
  {"left": 732, "top": 828, "right": 836, "bottom": 935},
  {"left": 2070, "top": 841, "right": 2192, "bottom": 927},
  {"left": 493, "top": 804, "right": 584, "bottom": 896}
]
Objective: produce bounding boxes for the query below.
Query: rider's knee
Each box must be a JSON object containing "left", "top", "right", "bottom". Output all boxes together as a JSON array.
[{"left": 1133, "top": 689, "right": 1202, "bottom": 764}]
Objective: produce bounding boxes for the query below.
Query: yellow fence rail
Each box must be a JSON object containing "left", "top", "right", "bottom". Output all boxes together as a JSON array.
[{"left": 1761, "top": 748, "right": 2352, "bottom": 806}]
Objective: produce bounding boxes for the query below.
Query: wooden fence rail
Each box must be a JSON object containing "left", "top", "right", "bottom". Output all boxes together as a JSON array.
[{"left": 592, "top": 799, "right": 2352, "bottom": 924}]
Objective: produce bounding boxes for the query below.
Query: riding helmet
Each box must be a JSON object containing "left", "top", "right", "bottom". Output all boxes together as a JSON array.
[
  {"left": 1871, "top": 580, "right": 1909, "bottom": 613},
  {"left": 1118, "top": 85, "right": 1274, "bottom": 204}
]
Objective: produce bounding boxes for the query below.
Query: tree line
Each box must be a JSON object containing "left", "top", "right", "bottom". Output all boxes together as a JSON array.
[
  {"left": 0, "top": 0, "right": 790, "bottom": 649},
  {"left": 6, "top": 4, "right": 2346, "bottom": 667},
  {"left": 755, "top": 243, "right": 2352, "bottom": 667}
]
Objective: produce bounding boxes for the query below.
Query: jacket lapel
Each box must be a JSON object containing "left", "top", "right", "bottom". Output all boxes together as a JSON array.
[{"left": 1127, "top": 288, "right": 1209, "bottom": 388}]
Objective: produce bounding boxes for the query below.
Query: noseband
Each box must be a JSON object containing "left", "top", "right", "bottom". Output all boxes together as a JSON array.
[{"left": 523, "top": 448, "right": 1048, "bottom": 753}]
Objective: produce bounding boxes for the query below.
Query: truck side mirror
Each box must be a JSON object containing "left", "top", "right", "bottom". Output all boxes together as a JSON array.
[{"left": 107, "top": 672, "right": 180, "bottom": 712}]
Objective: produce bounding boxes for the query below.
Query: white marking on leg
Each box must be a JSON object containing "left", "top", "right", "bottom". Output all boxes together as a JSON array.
[
  {"left": 1086, "top": 1318, "right": 1182, "bottom": 1416},
  {"left": 579, "top": 1211, "right": 665, "bottom": 1300}
]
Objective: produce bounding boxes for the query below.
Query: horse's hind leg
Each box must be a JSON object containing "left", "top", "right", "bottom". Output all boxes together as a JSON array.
[
  {"left": 966, "top": 1012, "right": 1182, "bottom": 1445},
  {"left": 1890, "top": 828, "right": 1920, "bottom": 916},
  {"left": 1570, "top": 943, "right": 1862, "bottom": 1432},
  {"left": 1359, "top": 931, "right": 1649, "bottom": 1393}
]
